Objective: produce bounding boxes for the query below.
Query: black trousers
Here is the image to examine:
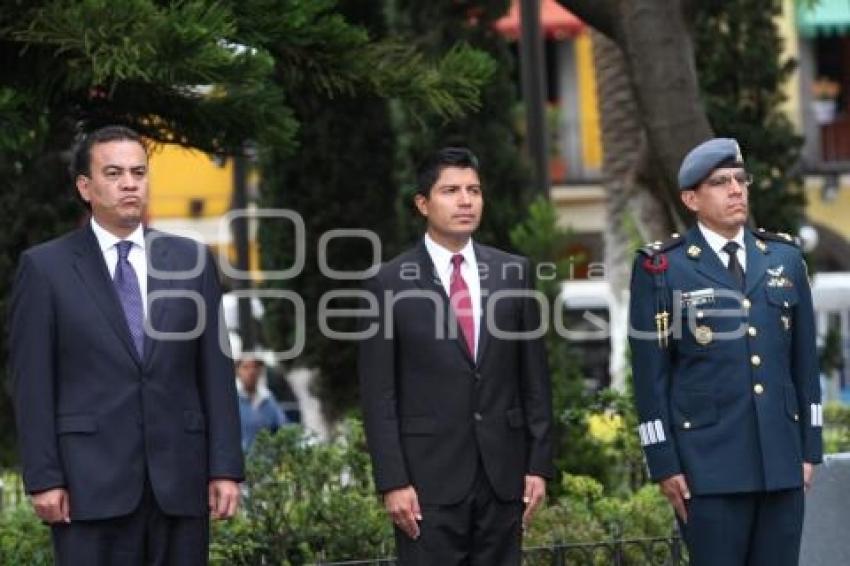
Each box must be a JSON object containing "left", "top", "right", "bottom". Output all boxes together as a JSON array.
[
  {"left": 51, "top": 479, "right": 209, "bottom": 566},
  {"left": 394, "top": 466, "right": 523, "bottom": 566},
  {"left": 678, "top": 488, "right": 805, "bottom": 566}
]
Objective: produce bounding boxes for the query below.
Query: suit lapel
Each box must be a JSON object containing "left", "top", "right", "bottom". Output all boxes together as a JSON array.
[
  {"left": 143, "top": 230, "right": 172, "bottom": 366},
  {"left": 474, "top": 243, "right": 494, "bottom": 366},
  {"left": 72, "top": 226, "right": 141, "bottom": 366},
  {"left": 687, "top": 227, "right": 739, "bottom": 290},
  {"left": 411, "top": 240, "right": 475, "bottom": 364},
  {"left": 744, "top": 229, "right": 769, "bottom": 296}
]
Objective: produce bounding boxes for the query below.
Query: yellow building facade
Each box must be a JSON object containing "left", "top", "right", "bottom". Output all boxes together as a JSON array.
[
  {"left": 147, "top": 144, "right": 232, "bottom": 220},
  {"left": 147, "top": 143, "right": 260, "bottom": 273}
]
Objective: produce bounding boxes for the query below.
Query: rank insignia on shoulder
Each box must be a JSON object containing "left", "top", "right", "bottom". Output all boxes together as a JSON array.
[
  {"left": 755, "top": 239, "right": 768, "bottom": 253},
  {"left": 687, "top": 245, "right": 701, "bottom": 258},
  {"left": 754, "top": 228, "right": 800, "bottom": 247},
  {"left": 638, "top": 234, "right": 684, "bottom": 259}
]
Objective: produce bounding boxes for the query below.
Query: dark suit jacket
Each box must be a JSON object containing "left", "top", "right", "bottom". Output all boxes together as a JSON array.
[
  {"left": 8, "top": 225, "right": 244, "bottom": 520},
  {"left": 358, "top": 240, "right": 554, "bottom": 505}
]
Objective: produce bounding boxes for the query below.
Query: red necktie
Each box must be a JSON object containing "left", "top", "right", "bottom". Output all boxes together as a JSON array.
[{"left": 450, "top": 254, "right": 475, "bottom": 356}]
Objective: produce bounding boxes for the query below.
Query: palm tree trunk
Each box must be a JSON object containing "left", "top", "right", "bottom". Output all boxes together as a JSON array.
[{"left": 592, "top": 30, "right": 669, "bottom": 390}]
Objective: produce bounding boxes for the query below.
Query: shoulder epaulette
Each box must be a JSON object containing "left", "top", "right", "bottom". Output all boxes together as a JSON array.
[
  {"left": 753, "top": 228, "right": 800, "bottom": 248},
  {"left": 637, "top": 233, "right": 685, "bottom": 257}
]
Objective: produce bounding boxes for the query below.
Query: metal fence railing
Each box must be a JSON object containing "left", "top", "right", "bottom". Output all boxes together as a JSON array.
[
  {"left": 315, "top": 532, "right": 685, "bottom": 566},
  {"left": 1, "top": 466, "right": 685, "bottom": 566}
]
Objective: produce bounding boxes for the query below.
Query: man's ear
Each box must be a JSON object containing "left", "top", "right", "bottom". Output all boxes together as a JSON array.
[
  {"left": 413, "top": 193, "right": 429, "bottom": 217},
  {"left": 75, "top": 175, "right": 91, "bottom": 203},
  {"left": 680, "top": 189, "right": 698, "bottom": 213}
]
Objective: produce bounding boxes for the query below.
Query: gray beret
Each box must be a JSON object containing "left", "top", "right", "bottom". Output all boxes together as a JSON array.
[{"left": 677, "top": 138, "right": 744, "bottom": 190}]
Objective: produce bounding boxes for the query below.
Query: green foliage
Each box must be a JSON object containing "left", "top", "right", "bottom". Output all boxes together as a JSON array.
[
  {"left": 211, "top": 421, "right": 393, "bottom": 564},
  {"left": 0, "top": 0, "right": 497, "bottom": 461},
  {"left": 525, "top": 474, "right": 678, "bottom": 566},
  {"left": 824, "top": 402, "right": 850, "bottom": 454},
  {"left": 511, "top": 200, "right": 647, "bottom": 495},
  {"left": 0, "top": 505, "right": 52, "bottom": 566},
  {"left": 0, "top": 440, "right": 674, "bottom": 565},
  {"left": 2, "top": 0, "right": 293, "bottom": 154},
  {"left": 16, "top": 1, "right": 240, "bottom": 86},
  {"left": 820, "top": 326, "right": 844, "bottom": 375},
  {"left": 390, "top": 0, "right": 530, "bottom": 252},
  {"left": 0, "top": 114, "right": 80, "bottom": 467},
  {"left": 259, "top": 0, "right": 497, "bottom": 421},
  {"left": 694, "top": 0, "right": 805, "bottom": 231},
  {"left": 527, "top": 473, "right": 674, "bottom": 544},
  {"left": 257, "top": 0, "right": 404, "bottom": 422},
  {"left": 208, "top": 420, "right": 674, "bottom": 564}
]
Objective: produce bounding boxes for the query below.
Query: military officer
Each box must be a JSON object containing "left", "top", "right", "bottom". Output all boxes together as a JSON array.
[{"left": 628, "top": 138, "right": 822, "bottom": 566}]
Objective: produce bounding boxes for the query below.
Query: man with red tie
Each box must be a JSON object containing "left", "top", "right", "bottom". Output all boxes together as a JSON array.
[{"left": 358, "top": 147, "right": 554, "bottom": 565}]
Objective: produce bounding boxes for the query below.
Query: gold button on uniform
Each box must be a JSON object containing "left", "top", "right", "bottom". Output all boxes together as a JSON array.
[
  {"left": 683, "top": 421, "right": 692, "bottom": 429},
  {"left": 748, "top": 326, "right": 757, "bottom": 337},
  {"left": 742, "top": 298, "right": 752, "bottom": 309},
  {"left": 794, "top": 413, "right": 799, "bottom": 421},
  {"left": 754, "top": 383, "right": 764, "bottom": 395},
  {"left": 751, "top": 355, "right": 761, "bottom": 366}
]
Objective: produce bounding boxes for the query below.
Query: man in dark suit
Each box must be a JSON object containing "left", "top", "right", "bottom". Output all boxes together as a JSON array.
[
  {"left": 629, "top": 138, "right": 822, "bottom": 566},
  {"left": 8, "top": 125, "right": 244, "bottom": 565},
  {"left": 358, "top": 147, "right": 553, "bottom": 565}
]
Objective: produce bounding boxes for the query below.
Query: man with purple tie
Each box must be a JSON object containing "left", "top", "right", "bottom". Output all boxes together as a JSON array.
[
  {"left": 358, "top": 147, "right": 553, "bottom": 565},
  {"left": 8, "top": 125, "right": 244, "bottom": 565}
]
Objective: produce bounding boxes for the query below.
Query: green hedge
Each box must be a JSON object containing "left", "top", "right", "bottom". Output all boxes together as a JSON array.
[
  {"left": 824, "top": 401, "right": 850, "bottom": 454},
  {"left": 11, "top": 401, "right": 850, "bottom": 564},
  {"left": 211, "top": 419, "right": 674, "bottom": 564},
  {"left": 211, "top": 421, "right": 392, "bottom": 564},
  {"left": 0, "top": 419, "right": 674, "bottom": 565},
  {"left": 0, "top": 506, "right": 51, "bottom": 565}
]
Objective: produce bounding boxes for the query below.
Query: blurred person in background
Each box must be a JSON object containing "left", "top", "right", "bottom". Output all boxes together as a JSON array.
[{"left": 236, "top": 354, "right": 288, "bottom": 453}]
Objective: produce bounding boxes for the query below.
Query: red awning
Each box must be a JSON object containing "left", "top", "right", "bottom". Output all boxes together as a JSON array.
[{"left": 494, "top": 0, "right": 585, "bottom": 41}]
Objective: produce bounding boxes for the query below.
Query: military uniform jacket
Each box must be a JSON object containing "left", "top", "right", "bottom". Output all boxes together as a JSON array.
[{"left": 629, "top": 226, "right": 822, "bottom": 495}]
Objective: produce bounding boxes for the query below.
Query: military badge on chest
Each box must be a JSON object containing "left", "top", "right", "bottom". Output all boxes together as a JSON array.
[
  {"left": 679, "top": 289, "right": 717, "bottom": 346},
  {"left": 680, "top": 288, "right": 715, "bottom": 309},
  {"left": 694, "top": 324, "right": 713, "bottom": 345},
  {"left": 766, "top": 265, "right": 793, "bottom": 288}
]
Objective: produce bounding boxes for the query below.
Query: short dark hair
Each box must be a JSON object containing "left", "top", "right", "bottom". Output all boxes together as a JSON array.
[
  {"left": 415, "top": 147, "right": 480, "bottom": 196},
  {"left": 237, "top": 355, "right": 265, "bottom": 368},
  {"left": 70, "top": 125, "right": 147, "bottom": 179}
]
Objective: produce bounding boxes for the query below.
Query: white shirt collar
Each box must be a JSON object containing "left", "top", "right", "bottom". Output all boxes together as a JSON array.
[
  {"left": 235, "top": 376, "right": 273, "bottom": 404},
  {"left": 423, "top": 233, "right": 476, "bottom": 272},
  {"left": 90, "top": 217, "right": 146, "bottom": 253},
  {"left": 697, "top": 222, "right": 745, "bottom": 256}
]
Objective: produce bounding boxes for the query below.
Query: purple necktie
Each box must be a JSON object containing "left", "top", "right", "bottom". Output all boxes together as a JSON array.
[{"left": 114, "top": 241, "right": 144, "bottom": 358}]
